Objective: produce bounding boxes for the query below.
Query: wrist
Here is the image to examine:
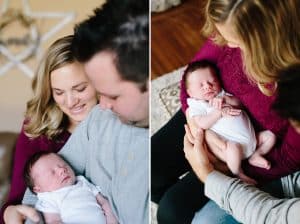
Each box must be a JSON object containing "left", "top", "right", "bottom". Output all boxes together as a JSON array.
[{"left": 193, "top": 163, "right": 214, "bottom": 183}]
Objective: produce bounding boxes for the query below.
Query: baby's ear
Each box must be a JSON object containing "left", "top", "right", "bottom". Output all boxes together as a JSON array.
[{"left": 33, "top": 186, "right": 41, "bottom": 193}]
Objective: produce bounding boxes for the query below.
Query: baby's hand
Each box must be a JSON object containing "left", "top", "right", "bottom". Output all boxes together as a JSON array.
[
  {"left": 221, "top": 106, "right": 241, "bottom": 117},
  {"left": 209, "top": 97, "right": 223, "bottom": 109}
]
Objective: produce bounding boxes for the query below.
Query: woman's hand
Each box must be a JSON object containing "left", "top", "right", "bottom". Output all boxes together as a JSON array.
[
  {"left": 185, "top": 108, "right": 199, "bottom": 142},
  {"left": 4, "top": 205, "right": 40, "bottom": 224},
  {"left": 183, "top": 125, "right": 214, "bottom": 182}
]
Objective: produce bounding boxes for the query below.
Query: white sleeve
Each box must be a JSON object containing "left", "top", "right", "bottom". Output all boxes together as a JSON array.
[
  {"left": 187, "top": 98, "right": 207, "bottom": 117},
  {"left": 77, "top": 175, "right": 100, "bottom": 196},
  {"left": 35, "top": 198, "right": 59, "bottom": 214}
]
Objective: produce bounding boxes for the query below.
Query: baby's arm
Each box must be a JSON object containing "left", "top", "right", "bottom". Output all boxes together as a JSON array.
[
  {"left": 223, "top": 95, "right": 242, "bottom": 108},
  {"left": 194, "top": 106, "right": 241, "bottom": 129},
  {"left": 96, "top": 193, "right": 118, "bottom": 224},
  {"left": 193, "top": 110, "right": 222, "bottom": 130},
  {"left": 43, "top": 212, "right": 62, "bottom": 224}
]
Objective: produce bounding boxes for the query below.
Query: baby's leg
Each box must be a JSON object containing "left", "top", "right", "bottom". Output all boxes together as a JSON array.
[
  {"left": 248, "top": 130, "right": 275, "bottom": 169},
  {"left": 205, "top": 130, "right": 227, "bottom": 161},
  {"left": 225, "top": 142, "right": 257, "bottom": 185},
  {"left": 256, "top": 130, "right": 276, "bottom": 154}
]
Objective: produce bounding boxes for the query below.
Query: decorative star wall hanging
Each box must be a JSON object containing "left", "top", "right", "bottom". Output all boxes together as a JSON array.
[{"left": 0, "top": 0, "right": 75, "bottom": 78}]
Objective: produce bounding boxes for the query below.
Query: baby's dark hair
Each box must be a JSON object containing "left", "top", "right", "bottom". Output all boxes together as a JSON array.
[
  {"left": 24, "top": 151, "right": 53, "bottom": 193},
  {"left": 272, "top": 64, "right": 300, "bottom": 122},
  {"left": 183, "top": 60, "right": 220, "bottom": 89}
]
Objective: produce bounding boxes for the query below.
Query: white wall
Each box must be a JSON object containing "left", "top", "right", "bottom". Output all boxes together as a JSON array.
[{"left": 0, "top": 0, "right": 105, "bottom": 132}]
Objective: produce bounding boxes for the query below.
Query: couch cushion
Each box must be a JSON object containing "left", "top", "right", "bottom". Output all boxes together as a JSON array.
[
  {"left": 0, "top": 132, "right": 18, "bottom": 184},
  {"left": 0, "top": 132, "right": 18, "bottom": 206}
]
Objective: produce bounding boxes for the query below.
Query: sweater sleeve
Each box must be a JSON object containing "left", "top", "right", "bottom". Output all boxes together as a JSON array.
[
  {"left": 205, "top": 171, "right": 300, "bottom": 224},
  {"left": 243, "top": 126, "right": 300, "bottom": 182},
  {"left": 180, "top": 39, "right": 223, "bottom": 112}
]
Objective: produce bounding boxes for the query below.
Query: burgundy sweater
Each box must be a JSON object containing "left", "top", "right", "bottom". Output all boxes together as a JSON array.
[
  {"left": 0, "top": 124, "right": 70, "bottom": 224},
  {"left": 180, "top": 39, "right": 300, "bottom": 182}
]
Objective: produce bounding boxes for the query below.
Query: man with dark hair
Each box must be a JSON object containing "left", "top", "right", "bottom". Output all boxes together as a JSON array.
[
  {"left": 72, "top": 0, "right": 149, "bottom": 127},
  {"left": 272, "top": 64, "right": 300, "bottom": 133}
]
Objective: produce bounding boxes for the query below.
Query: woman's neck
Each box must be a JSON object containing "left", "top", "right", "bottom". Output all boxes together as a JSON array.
[{"left": 67, "top": 120, "right": 79, "bottom": 133}]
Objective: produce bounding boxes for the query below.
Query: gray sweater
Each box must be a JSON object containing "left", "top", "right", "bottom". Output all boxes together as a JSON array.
[
  {"left": 205, "top": 171, "right": 300, "bottom": 224},
  {"left": 24, "top": 106, "right": 149, "bottom": 224}
]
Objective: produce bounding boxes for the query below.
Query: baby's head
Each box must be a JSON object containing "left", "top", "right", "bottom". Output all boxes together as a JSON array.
[
  {"left": 184, "top": 60, "right": 221, "bottom": 101},
  {"left": 24, "top": 152, "right": 76, "bottom": 193}
]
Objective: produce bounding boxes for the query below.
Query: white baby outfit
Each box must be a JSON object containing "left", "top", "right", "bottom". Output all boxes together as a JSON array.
[
  {"left": 36, "top": 175, "right": 105, "bottom": 224},
  {"left": 187, "top": 90, "right": 257, "bottom": 158}
]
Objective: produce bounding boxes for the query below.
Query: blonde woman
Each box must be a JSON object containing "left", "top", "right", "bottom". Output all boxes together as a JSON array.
[
  {"left": 151, "top": 0, "right": 300, "bottom": 223},
  {"left": 1, "top": 35, "right": 97, "bottom": 224}
]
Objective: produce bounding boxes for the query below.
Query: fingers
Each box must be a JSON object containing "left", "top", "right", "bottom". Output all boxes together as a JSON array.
[
  {"left": 222, "top": 107, "right": 241, "bottom": 116},
  {"left": 184, "top": 124, "right": 194, "bottom": 144},
  {"left": 4, "top": 205, "right": 39, "bottom": 224},
  {"left": 16, "top": 205, "right": 40, "bottom": 222},
  {"left": 216, "top": 98, "right": 223, "bottom": 109},
  {"left": 209, "top": 97, "right": 223, "bottom": 109},
  {"left": 183, "top": 125, "right": 214, "bottom": 182},
  {"left": 228, "top": 108, "right": 241, "bottom": 115},
  {"left": 193, "top": 128, "right": 204, "bottom": 149}
]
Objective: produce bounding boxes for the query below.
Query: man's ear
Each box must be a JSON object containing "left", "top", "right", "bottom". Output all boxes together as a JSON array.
[{"left": 139, "top": 80, "right": 148, "bottom": 92}]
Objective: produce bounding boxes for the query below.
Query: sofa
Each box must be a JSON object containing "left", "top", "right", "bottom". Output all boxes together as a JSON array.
[{"left": 0, "top": 132, "right": 18, "bottom": 207}]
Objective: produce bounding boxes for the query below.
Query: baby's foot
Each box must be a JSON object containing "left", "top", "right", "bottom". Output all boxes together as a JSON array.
[{"left": 249, "top": 155, "right": 271, "bottom": 170}]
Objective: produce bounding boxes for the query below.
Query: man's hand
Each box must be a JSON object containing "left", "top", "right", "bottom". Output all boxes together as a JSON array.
[
  {"left": 183, "top": 125, "right": 214, "bottom": 182},
  {"left": 4, "top": 205, "right": 40, "bottom": 224}
]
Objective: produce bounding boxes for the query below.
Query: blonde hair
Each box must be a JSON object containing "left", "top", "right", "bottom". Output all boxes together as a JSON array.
[
  {"left": 202, "top": 0, "right": 300, "bottom": 95},
  {"left": 24, "top": 35, "right": 75, "bottom": 139}
]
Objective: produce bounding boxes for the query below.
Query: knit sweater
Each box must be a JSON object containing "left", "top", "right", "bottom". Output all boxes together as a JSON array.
[
  {"left": 0, "top": 127, "right": 70, "bottom": 224},
  {"left": 180, "top": 39, "right": 300, "bottom": 182}
]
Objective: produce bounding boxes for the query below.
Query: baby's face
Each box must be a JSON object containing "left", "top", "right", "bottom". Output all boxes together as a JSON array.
[
  {"left": 31, "top": 153, "right": 76, "bottom": 193},
  {"left": 186, "top": 68, "right": 221, "bottom": 101}
]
